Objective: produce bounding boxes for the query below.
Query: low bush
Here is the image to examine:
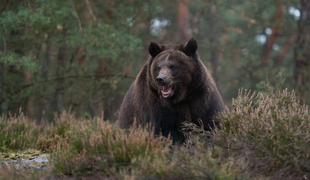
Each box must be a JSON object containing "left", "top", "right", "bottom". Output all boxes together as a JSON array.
[
  {"left": 0, "top": 89, "right": 308, "bottom": 179},
  {"left": 216, "top": 89, "right": 310, "bottom": 179}
]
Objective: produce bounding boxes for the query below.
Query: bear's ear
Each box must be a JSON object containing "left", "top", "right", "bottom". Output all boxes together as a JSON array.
[
  {"left": 183, "top": 38, "right": 198, "bottom": 56},
  {"left": 148, "top": 42, "right": 162, "bottom": 58}
]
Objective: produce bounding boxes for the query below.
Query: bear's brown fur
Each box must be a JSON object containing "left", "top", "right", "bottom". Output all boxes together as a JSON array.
[{"left": 118, "top": 38, "right": 224, "bottom": 143}]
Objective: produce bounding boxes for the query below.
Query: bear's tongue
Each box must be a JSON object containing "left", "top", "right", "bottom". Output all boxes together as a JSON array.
[{"left": 160, "top": 85, "right": 174, "bottom": 98}]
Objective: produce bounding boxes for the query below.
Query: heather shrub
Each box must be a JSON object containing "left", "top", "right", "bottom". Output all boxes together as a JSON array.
[
  {"left": 0, "top": 90, "right": 308, "bottom": 179},
  {"left": 0, "top": 115, "right": 41, "bottom": 151},
  {"left": 51, "top": 117, "right": 237, "bottom": 179},
  {"left": 217, "top": 89, "right": 310, "bottom": 178},
  {"left": 51, "top": 119, "right": 171, "bottom": 176}
]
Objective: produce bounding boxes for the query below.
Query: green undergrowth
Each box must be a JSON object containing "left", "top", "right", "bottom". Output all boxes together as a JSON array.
[{"left": 0, "top": 89, "right": 309, "bottom": 179}]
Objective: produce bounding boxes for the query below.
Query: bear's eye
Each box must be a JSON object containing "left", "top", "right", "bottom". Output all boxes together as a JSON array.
[
  {"left": 154, "top": 66, "right": 160, "bottom": 71},
  {"left": 169, "top": 65, "right": 176, "bottom": 70}
]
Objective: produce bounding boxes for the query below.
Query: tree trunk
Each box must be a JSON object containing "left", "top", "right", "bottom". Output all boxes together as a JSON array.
[
  {"left": 38, "top": 39, "right": 58, "bottom": 122},
  {"left": 208, "top": 3, "right": 221, "bottom": 82},
  {"left": 24, "top": 53, "right": 34, "bottom": 118},
  {"left": 0, "top": 0, "right": 10, "bottom": 13},
  {"left": 261, "top": 1, "right": 285, "bottom": 66},
  {"left": 177, "top": 0, "right": 192, "bottom": 41},
  {"left": 294, "top": 0, "right": 310, "bottom": 100},
  {"left": 54, "top": 45, "right": 66, "bottom": 115},
  {"left": 0, "top": 64, "right": 3, "bottom": 114},
  {"left": 275, "top": 35, "right": 296, "bottom": 65}
]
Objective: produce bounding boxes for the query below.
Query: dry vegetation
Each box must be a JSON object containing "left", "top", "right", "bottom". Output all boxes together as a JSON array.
[
  {"left": 0, "top": 89, "right": 309, "bottom": 179},
  {"left": 216, "top": 89, "right": 310, "bottom": 179}
]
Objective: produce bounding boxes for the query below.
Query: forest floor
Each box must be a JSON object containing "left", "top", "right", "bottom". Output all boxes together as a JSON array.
[{"left": 0, "top": 89, "right": 309, "bottom": 180}]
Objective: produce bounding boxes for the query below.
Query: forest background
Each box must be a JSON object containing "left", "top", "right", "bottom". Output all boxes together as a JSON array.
[{"left": 0, "top": 0, "right": 309, "bottom": 121}]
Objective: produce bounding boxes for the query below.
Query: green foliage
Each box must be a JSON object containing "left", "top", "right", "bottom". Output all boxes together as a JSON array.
[
  {"left": 0, "top": 52, "right": 38, "bottom": 72},
  {"left": 0, "top": 0, "right": 307, "bottom": 120},
  {"left": 200, "top": 0, "right": 300, "bottom": 100},
  {"left": 66, "top": 23, "right": 141, "bottom": 61},
  {"left": 0, "top": 0, "right": 147, "bottom": 119}
]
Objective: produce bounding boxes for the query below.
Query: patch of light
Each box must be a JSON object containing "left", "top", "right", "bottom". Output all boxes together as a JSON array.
[
  {"left": 265, "top": 27, "right": 272, "bottom": 35},
  {"left": 273, "top": 44, "right": 280, "bottom": 51},
  {"left": 150, "top": 18, "right": 169, "bottom": 36},
  {"left": 255, "top": 34, "right": 267, "bottom": 44},
  {"left": 288, "top": 6, "right": 300, "bottom": 20},
  {"left": 127, "top": 17, "right": 134, "bottom": 27}
]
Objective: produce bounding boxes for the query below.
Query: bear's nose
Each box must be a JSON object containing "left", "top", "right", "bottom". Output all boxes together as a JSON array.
[{"left": 156, "top": 76, "right": 168, "bottom": 85}]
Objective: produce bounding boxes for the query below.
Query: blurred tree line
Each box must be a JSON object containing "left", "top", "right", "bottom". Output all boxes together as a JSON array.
[{"left": 0, "top": 0, "right": 309, "bottom": 122}]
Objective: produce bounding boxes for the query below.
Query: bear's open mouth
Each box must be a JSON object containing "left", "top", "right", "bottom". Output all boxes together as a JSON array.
[{"left": 160, "top": 85, "right": 174, "bottom": 98}]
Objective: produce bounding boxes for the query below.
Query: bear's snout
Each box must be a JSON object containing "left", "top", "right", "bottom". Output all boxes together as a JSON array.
[
  {"left": 156, "top": 67, "right": 173, "bottom": 86},
  {"left": 156, "top": 73, "right": 175, "bottom": 98},
  {"left": 156, "top": 75, "right": 170, "bottom": 86}
]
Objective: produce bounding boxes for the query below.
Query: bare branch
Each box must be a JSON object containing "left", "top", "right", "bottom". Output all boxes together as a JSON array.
[{"left": 85, "top": 0, "right": 97, "bottom": 23}]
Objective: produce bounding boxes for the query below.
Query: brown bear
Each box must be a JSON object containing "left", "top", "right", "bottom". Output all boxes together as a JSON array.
[{"left": 118, "top": 38, "right": 224, "bottom": 143}]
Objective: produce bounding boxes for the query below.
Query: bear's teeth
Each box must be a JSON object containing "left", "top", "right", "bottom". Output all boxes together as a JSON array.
[
  {"left": 161, "top": 86, "right": 171, "bottom": 93},
  {"left": 160, "top": 85, "right": 174, "bottom": 98}
]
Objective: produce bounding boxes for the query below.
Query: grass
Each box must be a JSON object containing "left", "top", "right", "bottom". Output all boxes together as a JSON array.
[{"left": 0, "top": 89, "right": 309, "bottom": 179}]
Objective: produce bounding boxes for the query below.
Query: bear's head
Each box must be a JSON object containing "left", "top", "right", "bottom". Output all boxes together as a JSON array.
[{"left": 148, "top": 38, "right": 199, "bottom": 103}]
